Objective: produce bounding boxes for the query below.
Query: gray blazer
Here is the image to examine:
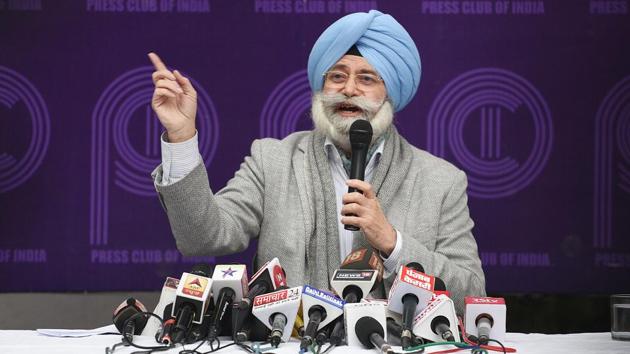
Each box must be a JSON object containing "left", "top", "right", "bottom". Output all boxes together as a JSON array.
[{"left": 153, "top": 131, "right": 486, "bottom": 314}]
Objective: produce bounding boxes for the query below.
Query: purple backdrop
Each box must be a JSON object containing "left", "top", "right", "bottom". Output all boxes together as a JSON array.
[{"left": 1, "top": 0, "right": 629, "bottom": 294}]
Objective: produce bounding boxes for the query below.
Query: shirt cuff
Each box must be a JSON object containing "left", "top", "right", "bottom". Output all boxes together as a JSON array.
[
  {"left": 381, "top": 229, "right": 403, "bottom": 273},
  {"left": 159, "top": 131, "right": 202, "bottom": 186}
]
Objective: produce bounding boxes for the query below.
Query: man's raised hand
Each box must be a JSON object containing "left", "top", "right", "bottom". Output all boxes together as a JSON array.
[{"left": 148, "top": 52, "right": 197, "bottom": 143}]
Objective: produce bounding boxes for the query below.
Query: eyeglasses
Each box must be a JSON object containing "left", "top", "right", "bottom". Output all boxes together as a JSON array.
[{"left": 323, "top": 70, "right": 383, "bottom": 90}]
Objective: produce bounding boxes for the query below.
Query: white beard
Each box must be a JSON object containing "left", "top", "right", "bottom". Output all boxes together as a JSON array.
[{"left": 311, "top": 92, "right": 394, "bottom": 152}]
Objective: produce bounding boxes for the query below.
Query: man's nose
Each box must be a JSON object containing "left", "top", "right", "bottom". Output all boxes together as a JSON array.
[{"left": 341, "top": 77, "right": 359, "bottom": 97}]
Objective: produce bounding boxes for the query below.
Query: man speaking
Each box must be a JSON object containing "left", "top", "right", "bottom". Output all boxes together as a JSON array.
[{"left": 149, "top": 10, "right": 485, "bottom": 314}]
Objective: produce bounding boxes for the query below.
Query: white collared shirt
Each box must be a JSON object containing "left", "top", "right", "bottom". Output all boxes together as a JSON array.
[{"left": 158, "top": 132, "right": 402, "bottom": 272}]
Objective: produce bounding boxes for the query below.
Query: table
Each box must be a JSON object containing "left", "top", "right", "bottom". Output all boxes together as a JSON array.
[{"left": 0, "top": 331, "right": 628, "bottom": 354}]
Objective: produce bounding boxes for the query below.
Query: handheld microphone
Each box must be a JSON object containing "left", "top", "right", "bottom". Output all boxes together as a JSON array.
[
  {"left": 208, "top": 264, "right": 248, "bottom": 340},
  {"left": 345, "top": 119, "right": 373, "bottom": 231},
  {"left": 331, "top": 248, "right": 384, "bottom": 303},
  {"left": 464, "top": 296, "right": 506, "bottom": 344},
  {"left": 412, "top": 294, "right": 460, "bottom": 343},
  {"left": 112, "top": 297, "right": 148, "bottom": 343},
  {"left": 251, "top": 286, "right": 302, "bottom": 347},
  {"left": 300, "top": 285, "right": 345, "bottom": 350},
  {"left": 171, "top": 264, "right": 213, "bottom": 343},
  {"left": 386, "top": 262, "right": 429, "bottom": 349}
]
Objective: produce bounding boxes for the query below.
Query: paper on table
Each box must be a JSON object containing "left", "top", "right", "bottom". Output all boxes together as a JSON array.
[{"left": 36, "top": 324, "right": 119, "bottom": 337}]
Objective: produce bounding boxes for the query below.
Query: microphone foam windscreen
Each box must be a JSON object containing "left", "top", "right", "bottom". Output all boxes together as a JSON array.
[
  {"left": 190, "top": 264, "right": 213, "bottom": 277},
  {"left": 112, "top": 299, "right": 148, "bottom": 334},
  {"left": 434, "top": 277, "right": 446, "bottom": 291},
  {"left": 355, "top": 316, "right": 384, "bottom": 348},
  {"left": 349, "top": 119, "right": 373, "bottom": 145},
  {"left": 405, "top": 262, "right": 424, "bottom": 273}
]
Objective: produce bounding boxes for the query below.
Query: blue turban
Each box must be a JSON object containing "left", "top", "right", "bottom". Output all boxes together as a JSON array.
[{"left": 307, "top": 10, "right": 421, "bottom": 112}]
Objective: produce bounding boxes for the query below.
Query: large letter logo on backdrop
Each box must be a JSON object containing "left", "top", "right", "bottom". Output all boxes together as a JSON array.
[
  {"left": 594, "top": 75, "right": 630, "bottom": 249},
  {"left": 427, "top": 68, "right": 553, "bottom": 199},
  {"left": 90, "top": 66, "right": 219, "bottom": 246},
  {"left": 0, "top": 66, "right": 50, "bottom": 193},
  {"left": 260, "top": 70, "right": 311, "bottom": 138}
]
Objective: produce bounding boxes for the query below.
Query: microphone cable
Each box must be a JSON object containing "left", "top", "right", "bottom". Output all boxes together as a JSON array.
[
  {"left": 485, "top": 339, "right": 507, "bottom": 354},
  {"left": 182, "top": 340, "right": 238, "bottom": 354},
  {"left": 399, "top": 341, "right": 478, "bottom": 354},
  {"left": 231, "top": 341, "right": 279, "bottom": 354},
  {"left": 396, "top": 316, "right": 515, "bottom": 354},
  {"left": 106, "top": 311, "right": 241, "bottom": 354},
  {"left": 457, "top": 316, "right": 514, "bottom": 354},
  {"left": 106, "top": 311, "right": 173, "bottom": 354}
]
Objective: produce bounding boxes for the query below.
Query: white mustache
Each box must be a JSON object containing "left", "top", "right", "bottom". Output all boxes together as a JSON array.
[{"left": 320, "top": 93, "right": 383, "bottom": 119}]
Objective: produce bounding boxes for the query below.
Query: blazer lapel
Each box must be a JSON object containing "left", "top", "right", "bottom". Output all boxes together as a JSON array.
[{"left": 293, "top": 137, "right": 315, "bottom": 265}]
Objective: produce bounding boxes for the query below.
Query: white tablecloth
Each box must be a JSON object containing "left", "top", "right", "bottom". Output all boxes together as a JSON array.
[{"left": 0, "top": 331, "right": 628, "bottom": 354}]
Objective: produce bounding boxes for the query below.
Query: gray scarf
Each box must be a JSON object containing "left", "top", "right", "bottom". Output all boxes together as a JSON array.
[{"left": 304, "top": 126, "right": 414, "bottom": 291}]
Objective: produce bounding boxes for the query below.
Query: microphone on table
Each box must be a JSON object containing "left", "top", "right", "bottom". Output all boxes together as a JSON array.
[
  {"left": 476, "top": 315, "right": 493, "bottom": 344},
  {"left": 328, "top": 247, "right": 385, "bottom": 345},
  {"left": 315, "top": 324, "right": 332, "bottom": 346},
  {"left": 157, "top": 318, "right": 176, "bottom": 345},
  {"left": 171, "top": 264, "right": 213, "bottom": 344},
  {"left": 431, "top": 277, "right": 452, "bottom": 343},
  {"left": 232, "top": 258, "right": 286, "bottom": 342},
  {"left": 412, "top": 292, "right": 460, "bottom": 343},
  {"left": 431, "top": 315, "right": 455, "bottom": 342},
  {"left": 112, "top": 297, "right": 149, "bottom": 343},
  {"left": 344, "top": 299, "right": 388, "bottom": 350},
  {"left": 331, "top": 248, "right": 384, "bottom": 303},
  {"left": 464, "top": 296, "right": 506, "bottom": 345},
  {"left": 345, "top": 301, "right": 391, "bottom": 354},
  {"left": 300, "top": 285, "right": 345, "bottom": 350},
  {"left": 386, "top": 262, "right": 433, "bottom": 349},
  {"left": 251, "top": 286, "right": 302, "bottom": 348},
  {"left": 385, "top": 317, "right": 402, "bottom": 346},
  {"left": 344, "top": 119, "right": 373, "bottom": 231},
  {"left": 432, "top": 277, "right": 449, "bottom": 298},
  {"left": 329, "top": 317, "right": 345, "bottom": 346},
  {"left": 141, "top": 277, "right": 179, "bottom": 338},
  {"left": 292, "top": 309, "right": 305, "bottom": 338},
  {"left": 356, "top": 317, "right": 392, "bottom": 354},
  {"left": 208, "top": 264, "right": 248, "bottom": 341}
]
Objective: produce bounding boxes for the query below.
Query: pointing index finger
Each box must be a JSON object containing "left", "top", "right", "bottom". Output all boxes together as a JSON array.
[{"left": 148, "top": 52, "right": 167, "bottom": 71}]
